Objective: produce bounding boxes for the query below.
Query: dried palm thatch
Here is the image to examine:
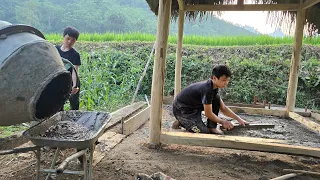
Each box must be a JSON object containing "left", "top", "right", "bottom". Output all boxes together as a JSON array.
[{"left": 145, "top": 0, "right": 320, "bottom": 34}]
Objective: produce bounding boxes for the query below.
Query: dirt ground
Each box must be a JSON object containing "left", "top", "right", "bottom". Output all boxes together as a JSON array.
[{"left": 0, "top": 106, "right": 320, "bottom": 180}]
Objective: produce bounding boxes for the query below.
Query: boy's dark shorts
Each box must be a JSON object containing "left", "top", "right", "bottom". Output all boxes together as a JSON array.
[{"left": 172, "top": 95, "right": 220, "bottom": 134}]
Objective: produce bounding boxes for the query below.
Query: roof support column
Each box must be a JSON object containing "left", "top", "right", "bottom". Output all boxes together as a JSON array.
[
  {"left": 149, "top": 0, "right": 172, "bottom": 146},
  {"left": 174, "top": 10, "right": 185, "bottom": 98},
  {"left": 286, "top": 7, "right": 306, "bottom": 113}
]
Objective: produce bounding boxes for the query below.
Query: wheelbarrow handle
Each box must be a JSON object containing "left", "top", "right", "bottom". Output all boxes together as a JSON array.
[{"left": 0, "top": 146, "right": 39, "bottom": 155}]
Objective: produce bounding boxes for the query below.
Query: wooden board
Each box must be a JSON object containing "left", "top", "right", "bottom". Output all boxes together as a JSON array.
[
  {"left": 93, "top": 132, "right": 126, "bottom": 166},
  {"left": 296, "top": 111, "right": 311, "bottom": 117},
  {"left": 106, "top": 101, "right": 146, "bottom": 130},
  {"left": 225, "top": 103, "right": 265, "bottom": 108},
  {"left": 123, "top": 106, "right": 150, "bottom": 135},
  {"left": 311, "top": 113, "right": 320, "bottom": 122},
  {"left": 160, "top": 131, "right": 320, "bottom": 158},
  {"left": 229, "top": 106, "right": 287, "bottom": 117},
  {"left": 288, "top": 112, "right": 320, "bottom": 134},
  {"left": 222, "top": 123, "right": 275, "bottom": 131}
]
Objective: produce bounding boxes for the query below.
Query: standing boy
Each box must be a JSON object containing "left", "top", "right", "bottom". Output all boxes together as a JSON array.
[
  {"left": 56, "top": 26, "right": 81, "bottom": 110},
  {"left": 172, "top": 65, "right": 249, "bottom": 134}
]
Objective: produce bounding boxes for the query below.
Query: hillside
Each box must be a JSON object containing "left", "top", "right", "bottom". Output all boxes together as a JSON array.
[{"left": 1, "top": 0, "right": 256, "bottom": 36}]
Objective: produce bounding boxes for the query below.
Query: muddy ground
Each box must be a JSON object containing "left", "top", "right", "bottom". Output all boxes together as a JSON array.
[{"left": 0, "top": 106, "right": 319, "bottom": 180}]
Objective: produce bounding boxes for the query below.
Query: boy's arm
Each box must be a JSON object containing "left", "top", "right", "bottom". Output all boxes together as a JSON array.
[
  {"left": 219, "top": 99, "right": 249, "bottom": 126},
  {"left": 71, "top": 68, "right": 79, "bottom": 94},
  {"left": 74, "top": 65, "right": 79, "bottom": 75},
  {"left": 203, "top": 104, "right": 234, "bottom": 130}
]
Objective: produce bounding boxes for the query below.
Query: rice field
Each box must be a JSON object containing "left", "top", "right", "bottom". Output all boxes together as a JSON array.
[{"left": 46, "top": 32, "right": 320, "bottom": 46}]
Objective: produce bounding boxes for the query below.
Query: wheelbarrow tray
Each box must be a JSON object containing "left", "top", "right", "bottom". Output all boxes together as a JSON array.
[{"left": 23, "top": 110, "right": 111, "bottom": 149}]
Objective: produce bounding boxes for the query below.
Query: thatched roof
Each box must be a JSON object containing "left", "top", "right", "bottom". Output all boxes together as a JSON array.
[{"left": 146, "top": 0, "right": 320, "bottom": 34}]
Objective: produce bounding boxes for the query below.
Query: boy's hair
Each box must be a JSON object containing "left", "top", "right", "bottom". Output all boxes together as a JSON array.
[
  {"left": 211, "top": 65, "right": 231, "bottom": 78},
  {"left": 63, "top": 26, "right": 80, "bottom": 40}
]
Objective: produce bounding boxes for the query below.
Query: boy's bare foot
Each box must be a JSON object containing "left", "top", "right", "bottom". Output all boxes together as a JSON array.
[
  {"left": 209, "top": 128, "right": 224, "bottom": 135},
  {"left": 172, "top": 120, "right": 181, "bottom": 129}
]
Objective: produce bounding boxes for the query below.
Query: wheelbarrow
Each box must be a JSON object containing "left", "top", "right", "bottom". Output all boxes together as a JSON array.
[{"left": 0, "top": 110, "right": 112, "bottom": 180}]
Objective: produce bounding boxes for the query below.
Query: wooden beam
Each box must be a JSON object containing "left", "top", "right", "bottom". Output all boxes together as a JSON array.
[
  {"left": 229, "top": 106, "right": 287, "bottom": 117},
  {"left": 160, "top": 131, "right": 320, "bottom": 158},
  {"left": 237, "top": 0, "right": 244, "bottom": 6},
  {"left": 177, "top": 0, "right": 184, "bottom": 10},
  {"left": 123, "top": 106, "right": 150, "bottom": 135},
  {"left": 174, "top": 10, "right": 184, "bottom": 98},
  {"left": 286, "top": 8, "right": 306, "bottom": 112},
  {"left": 302, "top": 0, "right": 320, "bottom": 9},
  {"left": 288, "top": 112, "right": 320, "bottom": 134},
  {"left": 184, "top": 4, "right": 300, "bottom": 12},
  {"left": 149, "top": 0, "right": 172, "bottom": 145}
]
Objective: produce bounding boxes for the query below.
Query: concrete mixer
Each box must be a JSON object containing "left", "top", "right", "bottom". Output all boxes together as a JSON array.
[{"left": 0, "top": 21, "right": 72, "bottom": 126}]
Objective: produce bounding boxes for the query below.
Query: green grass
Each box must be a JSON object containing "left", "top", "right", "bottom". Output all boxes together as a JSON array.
[
  {"left": 0, "top": 125, "right": 28, "bottom": 138},
  {"left": 46, "top": 33, "right": 320, "bottom": 46}
]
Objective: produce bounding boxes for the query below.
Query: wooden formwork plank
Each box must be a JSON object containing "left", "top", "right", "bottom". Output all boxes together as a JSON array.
[
  {"left": 160, "top": 131, "right": 320, "bottom": 158},
  {"left": 225, "top": 103, "right": 265, "bottom": 108},
  {"left": 106, "top": 101, "right": 146, "bottom": 130},
  {"left": 311, "top": 113, "right": 320, "bottom": 122},
  {"left": 288, "top": 112, "right": 320, "bottom": 134},
  {"left": 123, "top": 106, "right": 150, "bottom": 136},
  {"left": 93, "top": 132, "right": 126, "bottom": 166},
  {"left": 229, "top": 106, "right": 286, "bottom": 117}
]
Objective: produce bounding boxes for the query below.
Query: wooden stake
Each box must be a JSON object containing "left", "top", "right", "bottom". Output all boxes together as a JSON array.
[
  {"left": 254, "top": 96, "right": 258, "bottom": 105},
  {"left": 174, "top": 10, "right": 184, "bottom": 98},
  {"left": 149, "top": 0, "right": 172, "bottom": 145},
  {"left": 286, "top": 6, "right": 306, "bottom": 112}
]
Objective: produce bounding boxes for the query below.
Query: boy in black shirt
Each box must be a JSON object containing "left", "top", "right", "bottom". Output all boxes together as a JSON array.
[
  {"left": 56, "top": 26, "right": 81, "bottom": 110},
  {"left": 172, "top": 65, "right": 248, "bottom": 134}
]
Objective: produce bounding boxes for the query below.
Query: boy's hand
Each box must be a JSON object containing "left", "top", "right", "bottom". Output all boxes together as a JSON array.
[
  {"left": 221, "top": 120, "right": 234, "bottom": 130},
  {"left": 71, "top": 86, "right": 79, "bottom": 94},
  {"left": 237, "top": 119, "right": 249, "bottom": 126}
]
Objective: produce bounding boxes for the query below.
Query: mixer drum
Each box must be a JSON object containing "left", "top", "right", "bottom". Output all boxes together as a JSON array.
[{"left": 0, "top": 21, "right": 72, "bottom": 126}]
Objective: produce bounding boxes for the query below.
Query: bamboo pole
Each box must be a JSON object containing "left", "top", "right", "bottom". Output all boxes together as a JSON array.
[
  {"left": 286, "top": 4, "right": 306, "bottom": 113},
  {"left": 174, "top": 10, "right": 185, "bottom": 98},
  {"left": 149, "top": 0, "right": 172, "bottom": 145}
]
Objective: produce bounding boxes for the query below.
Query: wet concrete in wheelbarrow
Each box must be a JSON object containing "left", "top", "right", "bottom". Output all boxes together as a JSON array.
[
  {"left": 39, "top": 120, "right": 94, "bottom": 140},
  {"left": 162, "top": 105, "right": 320, "bottom": 148},
  {"left": 31, "top": 111, "right": 110, "bottom": 141}
]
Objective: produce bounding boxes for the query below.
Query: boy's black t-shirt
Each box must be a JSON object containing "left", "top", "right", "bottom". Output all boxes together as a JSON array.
[
  {"left": 174, "top": 79, "right": 219, "bottom": 112},
  {"left": 55, "top": 45, "right": 81, "bottom": 66}
]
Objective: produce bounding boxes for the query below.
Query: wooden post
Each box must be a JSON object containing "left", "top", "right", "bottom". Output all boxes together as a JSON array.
[
  {"left": 174, "top": 10, "right": 185, "bottom": 98},
  {"left": 149, "top": 0, "right": 172, "bottom": 145},
  {"left": 286, "top": 6, "right": 306, "bottom": 113}
]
